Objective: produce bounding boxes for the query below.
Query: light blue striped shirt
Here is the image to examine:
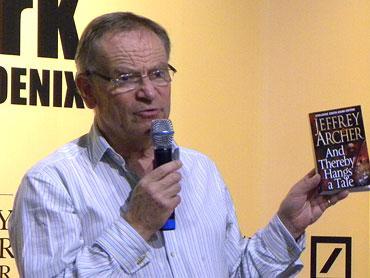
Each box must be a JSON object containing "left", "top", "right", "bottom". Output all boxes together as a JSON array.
[{"left": 10, "top": 124, "right": 304, "bottom": 277}]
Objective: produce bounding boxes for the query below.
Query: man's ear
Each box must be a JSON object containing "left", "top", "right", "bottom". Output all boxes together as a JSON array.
[{"left": 76, "top": 74, "right": 97, "bottom": 109}]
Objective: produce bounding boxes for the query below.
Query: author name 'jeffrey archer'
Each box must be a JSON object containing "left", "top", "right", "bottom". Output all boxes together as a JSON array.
[{"left": 314, "top": 111, "right": 364, "bottom": 147}]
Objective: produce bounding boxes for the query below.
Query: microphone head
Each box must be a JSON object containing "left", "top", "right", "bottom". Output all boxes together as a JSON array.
[{"left": 151, "top": 119, "right": 174, "bottom": 148}]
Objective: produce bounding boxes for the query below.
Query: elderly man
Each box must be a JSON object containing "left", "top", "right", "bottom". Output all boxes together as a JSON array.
[{"left": 9, "top": 12, "right": 348, "bottom": 277}]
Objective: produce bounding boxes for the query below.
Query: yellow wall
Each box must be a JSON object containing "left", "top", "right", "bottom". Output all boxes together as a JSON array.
[{"left": 0, "top": 0, "right": 368, "bottom": 276}]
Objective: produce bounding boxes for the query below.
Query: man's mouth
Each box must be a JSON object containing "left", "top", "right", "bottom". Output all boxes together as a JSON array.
[{"left": 134, "top": 108, "right": 161, "bottom": 119}]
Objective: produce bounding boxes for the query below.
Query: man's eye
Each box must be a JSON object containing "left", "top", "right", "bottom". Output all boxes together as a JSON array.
[
  {"left": 151, "top": 69, "right": 166, "bottom": 79},
  {"left": 118, "top": 73, "right": 139, "bottom": 82}
]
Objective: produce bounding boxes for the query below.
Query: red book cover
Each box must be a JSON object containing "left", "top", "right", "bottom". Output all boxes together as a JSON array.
[{"left": 309, "top": 105, "right": 370, "bottom": 195}]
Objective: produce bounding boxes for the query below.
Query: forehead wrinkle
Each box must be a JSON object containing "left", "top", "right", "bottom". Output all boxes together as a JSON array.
[
  {"left": 99, "top": 30, "right": 167, "bottom": 73},
  {"left": 105, "top": 41, "right": 167, "bottom": 72}
]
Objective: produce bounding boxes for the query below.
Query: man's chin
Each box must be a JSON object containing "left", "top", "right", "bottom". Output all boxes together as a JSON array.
[{"left": 133, "top": 114, "right": 169, "bottom": 133}]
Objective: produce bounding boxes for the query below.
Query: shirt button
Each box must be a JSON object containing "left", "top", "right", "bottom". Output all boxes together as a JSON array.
[
  {"left": 136, "top": 254, "right": 147, "bottom": 265},
  {"left": 170, "top": 252, "right": 176, "bottom": 257}
]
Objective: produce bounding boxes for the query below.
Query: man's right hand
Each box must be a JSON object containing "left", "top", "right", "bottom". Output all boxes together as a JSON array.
[{"left": 123, "top": 160, "right": 182, "bottom": 241}]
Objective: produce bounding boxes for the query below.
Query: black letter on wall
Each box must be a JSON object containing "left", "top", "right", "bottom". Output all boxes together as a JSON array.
[
  {"left": 38, "top": 0, "right": 78, "bottom": 59},
  {"left": 30, "top": 69, "right": 50, "bottom": 106},
  {"left": 0, "top": 0, "right": 33, "bottom": 55},
  {"left": 11, "top": 67, "right": 27, "bottom": 105},
  {"left": 64, "top": 71, "right": 84, "bottom": 108},
  {"left": 53, "top": 70, "right": 62, "bottom": 107},
  {"left": 0, "top": 66, "right": 8, "bottom": 104}
]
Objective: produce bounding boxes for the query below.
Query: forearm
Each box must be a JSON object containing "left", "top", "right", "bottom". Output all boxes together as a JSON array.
[
  {"left": 9, "top": 173, "right": 152, "bottom": 277},
  {"left": 229, "top": 215, "right": 305, "bottom": 277},
  {"left": 10, "top": 216, "right": 152, "bottom": 277},
  {"left": 223, "top": 187, "right": 305, "bottom": 277}
]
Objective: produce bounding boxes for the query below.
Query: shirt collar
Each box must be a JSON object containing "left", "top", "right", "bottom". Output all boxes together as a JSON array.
[
  {"left": 88, "top": 123, "right": 123, "bottom": 166},
  {"left": 87, "top": 122, "right": 179, "bottom": 167}
]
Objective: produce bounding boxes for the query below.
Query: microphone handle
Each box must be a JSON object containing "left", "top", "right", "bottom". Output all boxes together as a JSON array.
[{"left": 154, "top": 147, "right": 175, "bottom": 230}]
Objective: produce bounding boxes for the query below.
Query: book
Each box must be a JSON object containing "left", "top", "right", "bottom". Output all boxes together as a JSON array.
[{"left": 309, "top": 105, "right": 370, "bottom": 195}]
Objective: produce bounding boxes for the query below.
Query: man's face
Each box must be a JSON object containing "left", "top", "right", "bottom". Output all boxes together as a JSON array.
[{"left": 90, "top": 29, "right": 171, "bottom": 142}]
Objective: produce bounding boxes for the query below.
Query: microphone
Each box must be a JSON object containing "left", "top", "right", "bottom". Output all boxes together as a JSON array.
[{"left": 151, "top": 119, "right": 176, "bottom": 230}]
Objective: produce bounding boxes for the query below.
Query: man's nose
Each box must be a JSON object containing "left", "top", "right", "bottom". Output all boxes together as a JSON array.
[{"left": 136, "top": 76, "right": 156, "bottom": 100}]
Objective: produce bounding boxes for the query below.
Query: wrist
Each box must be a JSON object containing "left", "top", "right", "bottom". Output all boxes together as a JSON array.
[
  {"left": 277, "top": 213, "right": 304, "bottom": 240},
  {"left": 122, "top": 211, "right": 155, "bottom": 241}
]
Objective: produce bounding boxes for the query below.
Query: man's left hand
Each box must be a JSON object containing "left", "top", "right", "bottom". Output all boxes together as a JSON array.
[{"left": 277, "top": 169, "right": 349, "bottom": 239}]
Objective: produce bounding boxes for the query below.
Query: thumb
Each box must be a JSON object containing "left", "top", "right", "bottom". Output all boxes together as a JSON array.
[{"left": 294, "top": 170, "right": 321, "bottom": 194}]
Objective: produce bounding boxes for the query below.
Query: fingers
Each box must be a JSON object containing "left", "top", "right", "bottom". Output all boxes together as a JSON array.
[
  {"left": 143, "top": 169, "right": 181, "bottom": 197},
  {"left": 138, "top": 170, "right": 181, "bottom": 203},
  {"left": 161, "top": 178, "right": 181, "bottom": 198},
  {"left": 325, "top": 190, "right": 350, "bottom": 208},
  {"left": 139, "top": 160, "right": 182, "bottom": 206},
  {"left": 167, "top": 194, "right": 181, "bottom": 209},
  {"left": 138, "top": 160, "right": 182, "bottom": 193},
  {"left": 149, "top": 160, "right": 182, "bottom": 181},
  {"left": 159, "top": 171, "right": 182, "bottom": 189},
  {"left": 124, "top": 161, "right": 183, "bottom": 239}
]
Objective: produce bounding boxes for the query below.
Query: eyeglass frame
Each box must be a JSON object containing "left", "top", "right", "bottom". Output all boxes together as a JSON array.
[{"left": 85, "top": 64, "right": 177, "bottom": 92}]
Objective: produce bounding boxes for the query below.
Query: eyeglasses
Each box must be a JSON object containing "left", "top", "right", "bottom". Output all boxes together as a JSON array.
[{"left": 86, "top": 64, "right": 177, "bottom": 93}]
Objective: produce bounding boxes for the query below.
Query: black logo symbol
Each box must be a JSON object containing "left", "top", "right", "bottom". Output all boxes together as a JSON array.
[{"left": 311, "top": 236, "right": 351, "bottom": 278}]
